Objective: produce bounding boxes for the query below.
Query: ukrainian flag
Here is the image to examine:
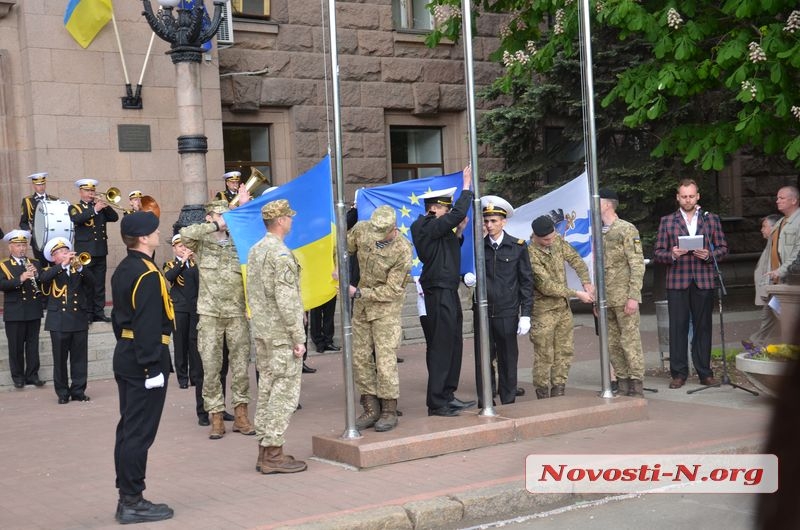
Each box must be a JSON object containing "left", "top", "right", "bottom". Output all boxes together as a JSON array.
[
  {"left": 64, "top": 0, "right": 113, "bottom": 49},
  {"left": 223, "top": 156, "right": 337, "bottom": 311}
]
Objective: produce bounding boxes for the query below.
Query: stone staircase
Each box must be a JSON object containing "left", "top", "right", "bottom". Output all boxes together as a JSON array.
[{"left": 0, "top": 284, "right": 475, "bottom": 389}]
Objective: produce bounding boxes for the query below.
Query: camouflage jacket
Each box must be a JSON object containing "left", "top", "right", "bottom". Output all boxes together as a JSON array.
[
  {"left": 602, "top": 218, "right": 645, "bottom": 306},
  {"left": 179, "top": 222, "right": 246, "bottom": 317},
  {"left": 528, "top": 234, "right": 590, "bottom": 314},
  {"left": 246, "top": 233, "right": 305, "bottom": 346}
]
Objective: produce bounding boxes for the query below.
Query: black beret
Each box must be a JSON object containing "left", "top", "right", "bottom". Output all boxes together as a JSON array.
[
  {"left": 599, "top": 187, "right": 618, "bottom": 201},
  {"left": 531, "top": 215, "right": 555, "bottom": 237},
  {"left": 121, "top": 211, "right": 159, "bottom": 237}
]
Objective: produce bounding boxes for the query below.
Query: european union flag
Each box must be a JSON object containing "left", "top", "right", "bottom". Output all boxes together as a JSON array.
[{"left": 356, "top": 173, "right": 474, "bottom": 277}]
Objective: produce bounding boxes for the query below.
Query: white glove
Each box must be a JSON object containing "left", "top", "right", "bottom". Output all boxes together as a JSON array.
[
  {"left": 463, "top": 272, "right": 476, "bottom": 287},
  {"left": 517, "top": 316, "right": 531, "bottom": 336},
  {"left": 144, "top": 372, "right": 165, "bottom": 389}
]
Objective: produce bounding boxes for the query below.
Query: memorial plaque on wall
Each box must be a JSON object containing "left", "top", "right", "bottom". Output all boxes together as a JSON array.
[{"left": 118, "top": 124, "right": 152, "bottom": 152}]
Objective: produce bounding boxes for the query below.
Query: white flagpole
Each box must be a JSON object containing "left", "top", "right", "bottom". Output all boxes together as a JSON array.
[{"left": 111, "top": 12, "right": 131, "bottom": 85}]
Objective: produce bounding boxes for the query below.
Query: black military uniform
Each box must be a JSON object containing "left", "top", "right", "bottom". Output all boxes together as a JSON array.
[
  {"left": 69, "top": 179, "right": 119, "bottom": 322},
  {"left": 410, "top": 187, "right": 473, "bottom": 415},
  {"left": 19, "top": 172, "right": 58, "bottom": 264},
  {"left": 214, "top": 170, "right": 241, "bottom": 203},
  {"left": 112, "top": 211, "right": 174, "bottom": 524},
  {"left": 163, "top": 237, "right": 205, "bottom": 423},
  {"left": 39, "top": 238, "right": 94, "bottom": 403},
  {"left": 0, "top": 231, "right": 45, "bottom": 388}
]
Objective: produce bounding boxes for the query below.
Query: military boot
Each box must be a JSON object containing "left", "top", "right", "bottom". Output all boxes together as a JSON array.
[
  {"left": 550, "top": 384, "right": 565, "bottom": 397},
  {"left": 261, "top": 446, "right": 307, "bottom": 474},
  {"left": 255, "top": 444, "right": 266, "bottom": 472},
  {"left": 617, "top": 378, "right": 630, "bottom": 396},
  {"left": 374, "top": 398, "right": 398, "bottom": 432},
  {"left": 628, "top": 379, "right": 645, "bottom": 398},
  {"left": 116, "top": 494, "right": 173, "bottom": 524},
  {"left": 534, "top": 387, "right": 550, "bottom": 399},
  {"left": 209, "top": 411, "right": 225, "bottom": 440},
  {"left": 232, "top": 403, "right": 256, "bottom": 435},
  {"left": 355, "top": 394, "right": 381, "bottom": 430}
]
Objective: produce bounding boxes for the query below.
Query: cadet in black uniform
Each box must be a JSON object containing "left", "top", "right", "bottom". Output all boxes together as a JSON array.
[
  {"left": 474, "top": 196, "right": 533, "bottom": 407},
  {"left": 19, "top": 172, "right": 58, "bottom": 264},
  {"left": 410, "top": 166, "right": 475, "bottom": 417},
  {"left": 111, "top": 211, "right": 174, "bottom": 524},
  {"left": 69, "top": 178, "right": 119, "bottom": 322},
  {"left": 39, "top": 237, "right": 94, "bottom": 404},
  {"left": 0, "top": 230, "right": 46, "bottom": 388}
]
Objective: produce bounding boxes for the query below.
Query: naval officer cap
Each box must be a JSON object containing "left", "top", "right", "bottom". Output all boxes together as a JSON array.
[
  {"left": 75, "top": 178, "right": 98, "bottom": 190},
  {"left": 121, "top": 211, "right": 159, "bottom": 238},
  {"left": 128, "top": 190, "right": 143, "bottom": 199},
  {"left": 171, "top": 234, "right": 182, "bottom": 246},
  {"left": 420, "top": 187, "right": 457, "bottom": 208},
  {"left": 223, "top": 171, "right": 241, "bottom": 182},
  {"left": 481, "top": 195, "right": 514, "bottom": 218},
  {"left": 28, "top": 172, "right": 48, "bottom": 184},
  {"left": 44, "top": 237, "right": 72, "bottom": 262},
  {"left": 531, "top": 215, "right": 555, "bottom": 237},
  {"left": 3, "top": 230, "right": 31, "bottom": 244},
  {"left": 261, "top": 199, "right": 297, "bottom": 220}
]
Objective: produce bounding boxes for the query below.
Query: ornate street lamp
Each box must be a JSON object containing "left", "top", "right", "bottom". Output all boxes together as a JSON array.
[{"left": 141, "top": 0, "right": 224, "bottom": 231}]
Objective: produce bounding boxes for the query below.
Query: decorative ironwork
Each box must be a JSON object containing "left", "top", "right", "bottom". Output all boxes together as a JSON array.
[{"left": 141, "top": 1, "right": 225, "bottom": 64}]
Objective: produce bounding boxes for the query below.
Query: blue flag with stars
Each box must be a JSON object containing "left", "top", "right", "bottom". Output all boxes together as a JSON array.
[{"left": 356, "top": 172, "right": 474, "bottom": 276}]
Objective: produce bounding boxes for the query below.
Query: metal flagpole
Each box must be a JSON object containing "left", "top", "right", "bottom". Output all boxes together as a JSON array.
[
  {"left": 460, "top": 0, "right": 495, "bottom": 416},
  {"left": 577, "top": 0, "right": 612, "bottom": 398},
  {"left": 326, "top": 0, "right": 360, "bottom": 438}
]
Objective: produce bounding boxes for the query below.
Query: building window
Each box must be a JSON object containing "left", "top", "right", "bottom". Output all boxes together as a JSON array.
[
  {"left": 392, "top": 0, "right": 433, "bottom": 31},
  {"left": 232, "top": 0, "right": 270, "bottom": 19},
  {"left": 222, "top": 125, "right": 272, "bottom": 186},
  {"left": 390, "top": 127, "right": 443, "bottom": 182}
]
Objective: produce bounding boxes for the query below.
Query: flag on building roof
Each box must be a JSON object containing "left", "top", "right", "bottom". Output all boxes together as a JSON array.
[{"left": 64, "top": 0, "right": 113, "bottom": 49}]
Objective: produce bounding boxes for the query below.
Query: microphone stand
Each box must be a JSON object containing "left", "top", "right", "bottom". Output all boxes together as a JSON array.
[{"left": 688, "top": 235, "right": 759, "bottom": 396}]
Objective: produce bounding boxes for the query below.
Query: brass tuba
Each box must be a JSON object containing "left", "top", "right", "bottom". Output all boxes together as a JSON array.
[
  {"left": 140, "top": 195, "right": 161, "bottom": 218},
  {"left": 229, "top": 167, "right": 270, "bottom": 207}
]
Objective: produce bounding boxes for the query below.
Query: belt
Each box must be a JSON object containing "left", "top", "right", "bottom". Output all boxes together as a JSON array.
[{"left": 121, "top": 329, "right": 170, "bottom": 345}]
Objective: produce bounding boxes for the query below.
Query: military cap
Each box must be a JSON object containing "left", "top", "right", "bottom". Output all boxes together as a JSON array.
[
  {"left": 204, "top": 199, "right": 230, "bottom": 215},
  {"left": 261, "top": 199, "right": 296, "bottom": 220},
  {"left": 481, "top": 195, "right": 514, "bottom": 218},
  {"left": 531, "top": 215, "right": 555, "bottom": 237},
  {"left": 28, "top": 172, "right": 48, "bottom": 184},
  {"left": 171, "top": 234, "right": 182, "bottom": 246},
  {"left": 44, "top": 237, "right": 72, "bottom": 263},
  {"left": 370, "top": 205, "right": 397, "bottom": 234},
  {"left": 223, "top": 171, "right": 241, "bottom": 182},
  {"left": 75, "top": 178, "right": 98, "bottom": 190},
  {"left": 3, "top": 230, "right": 31, "bottom": 244},
  {"left": 121, "top": 211, "right": 159, "bottom": 238},
  {"left": 128, "top": 190, "right": 143, "bottom": 199},
  {"left": 599, "top": 188, "right": 618, "bottom": 201},
  {"left": 420, "top": 187, "right": 457, "bottom": 207}
]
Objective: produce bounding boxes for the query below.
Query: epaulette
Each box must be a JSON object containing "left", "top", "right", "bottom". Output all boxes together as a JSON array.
[{"left": 516, "top": 239, "right": 525, "bottom": 245}]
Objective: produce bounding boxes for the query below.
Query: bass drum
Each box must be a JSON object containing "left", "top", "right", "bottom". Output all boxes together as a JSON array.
[{"left": 34, "top": 199, "right": 75, "bottom": 252}]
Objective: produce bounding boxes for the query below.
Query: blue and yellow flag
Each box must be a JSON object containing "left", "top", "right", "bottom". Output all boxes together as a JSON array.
[
  {"left": 64, "top": 0, "right": 113, "bottom": 49},
  {"left": 223, "top": 156, "right": 337, "bottom": 311},
  {"left": 356, "top": 172, "right": 475, "bottom": 276}
]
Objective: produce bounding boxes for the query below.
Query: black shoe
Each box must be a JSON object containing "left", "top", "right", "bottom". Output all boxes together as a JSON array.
[
  {"left": 448, "top": 397, "right": 477, "bottom": 410},
  {"left": 610, "top": 380, "right": 619, "bottom": 395},
  {"left": 197, "top": 415, "right": 210, "bottom": 426},
  {"left": 302, "top": 362, "right": 317, "bottom": 374},
  {"left": 93, "top": 314, "right": 111, "bottom": 323},
  {"left": 428, "top": 406, "right": 460, "bottom": 417},
  {"left": 222, "top": 411, "right": 235, "bottom": 421},
  {"left": 515, "top": 387, "right": 525, "bottom": 397},
  {"left": 315, "top": 343, "right": 326, "bottom": 353},
  {"left": 58, "top": 396, "right": 70, "bottom": 404},
  {"left": 13, "top": 381, "right": 24, "bottom": 389},
  {"left": 324, "top": 343, "right": 341, "bottom": 352},
  {"left": 71, "top": 394, "right": 91, "bottom": 402},
  {"left": 28, "top": 378, "right": 46, "bottom": 387},
  {"left": 296, "top": 403, "right": 302, "bottom": 410},
  {"left": 397, "top": 357, "right": 405, "bottom": 363},
  {"left": 116, "top": 497, "right": 174, "bottom": 524},
  {"left": 179, "top": 382, "right": 189, "bottom": 389}
]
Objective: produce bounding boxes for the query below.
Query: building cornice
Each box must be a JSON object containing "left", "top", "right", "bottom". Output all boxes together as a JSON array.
[{"left": 0, "top": 1, "right": 15, "bottom": 18}]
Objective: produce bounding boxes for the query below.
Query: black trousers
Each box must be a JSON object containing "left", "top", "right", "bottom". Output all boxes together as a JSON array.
[
  {"left": 50, "top": 330, "right": 88, "bottom": 399},
  {"left": 114, "top": 372, "right": 168, "bottom": 496},
  {"left": 474, "top": 315, "right": 518, "bottom": 406},
  {"left": 5, "top": 319, "right": 42, "bottom": 384},
  {"left": 85, "top": 255, "right": 108, "bottom": 317},
  {"left": 667, "top": 284, "right": 715, "bottom": 380},
  {"left": 423, "top": 287, "right": 463, "bottom": 410},
  {"left": 309, "top": 295, "right": 336, "bottom": 348}
]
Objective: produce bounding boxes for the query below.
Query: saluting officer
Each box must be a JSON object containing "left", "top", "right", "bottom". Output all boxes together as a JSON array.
[
  {"left": 111, "top": 211, "right": 174, "bottom": 524},
  {"left": 0, "top": 230, "right": 46, "bottom": 388},
  {"left": 69, "top": 178, "right": 119, "bottom": 322},
  {"left": 215, "top": 171, "right": 241, "bottom": 203},
  {"left": 19, "top": 172, "right": 58, "bottom": 263}
]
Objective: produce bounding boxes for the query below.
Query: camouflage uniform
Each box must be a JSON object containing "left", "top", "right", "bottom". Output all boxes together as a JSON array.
[
  {"left": 603, "top": 218, "right": 645, "bottom": 380},
  {"left": 528, "top": 235, "right": 591, "bottom": 389},
  {"left": 179, "top": 207, "right": 250, "bottom": 415},
  {"left": 247, "top": 232, "right": 305, "bottom": 448},
  {"left": 347, "top": 209, "right": 413, "bottom": 400}
]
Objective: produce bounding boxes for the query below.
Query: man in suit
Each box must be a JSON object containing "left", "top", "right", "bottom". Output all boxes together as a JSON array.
[
  {"left": 69, "top": 178, "right": 119, "bottom": 322},
  {"left": 19, "top": 172, "right": 58, "bottom": 264},
  {"left": 0, "top": 230, "right": 46, "bottom": 388},
  {"left": 653, "top": 178, "right": 728, "bottom": 389},
  {"left": 39, "top": 237, "right": 94, "bottom": 404}
]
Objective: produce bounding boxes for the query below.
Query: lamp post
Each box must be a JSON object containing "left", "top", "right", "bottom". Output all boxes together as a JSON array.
[{"left": 141, "top": 0, "right": 224, "bottom": 231}]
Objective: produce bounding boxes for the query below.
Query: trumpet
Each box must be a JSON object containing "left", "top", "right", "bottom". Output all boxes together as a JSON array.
[
  {"left": 71, "top": 252, "right": 92, "bottom": 271},
  {"left": 95, "top": 187, "right": 128, "bottom": 212}
]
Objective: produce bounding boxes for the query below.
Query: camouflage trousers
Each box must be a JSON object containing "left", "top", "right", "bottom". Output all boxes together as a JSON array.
[
  {"left": 607, "top": 305, "right": 645, "bottom": 380},
  {"left": 352, "top": 307, "right": 401, "bottom": 399},
  {"left": 529, "top": 306, "right": 574, "bottom": 388},
  {"left": 253, "top": 338, "right": 302, "bottom": 447},
  {"left": 197, "top": 315, "right": 251, "bottom": 414}
]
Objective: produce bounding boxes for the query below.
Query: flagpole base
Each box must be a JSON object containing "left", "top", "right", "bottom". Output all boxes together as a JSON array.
[{"left": 121, "top": 84, "right": 143, "bottom": 110}]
